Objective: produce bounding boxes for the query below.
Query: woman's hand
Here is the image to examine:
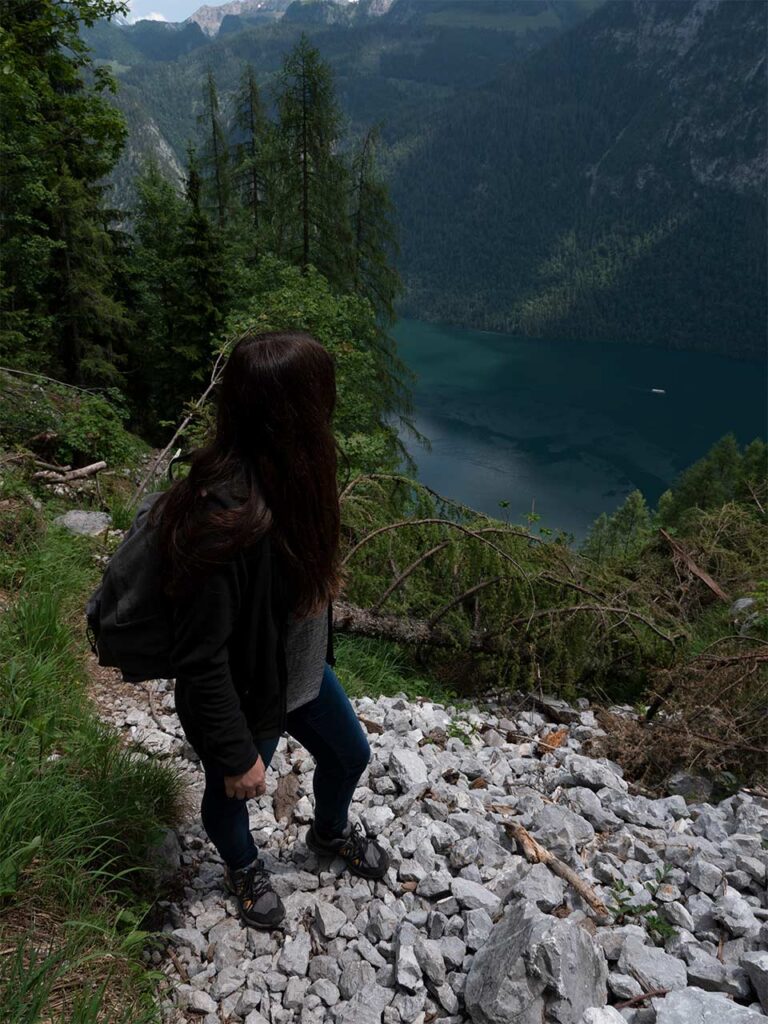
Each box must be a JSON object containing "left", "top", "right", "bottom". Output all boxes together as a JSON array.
[{"left": 224, "top": 755, "right": 266, "bottom": 799}]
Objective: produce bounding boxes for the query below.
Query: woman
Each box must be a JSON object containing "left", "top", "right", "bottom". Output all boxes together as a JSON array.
[{"left": 149, "top": 329, "right": 390, "bottom": 930}]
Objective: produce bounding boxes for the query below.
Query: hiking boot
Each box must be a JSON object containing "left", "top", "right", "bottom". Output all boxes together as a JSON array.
[
  {"left": 305, "top": 819, "right": 390, "bottom": 880},
  {"left": 224, "top": 856, "right": 285, "bottom": 929}
]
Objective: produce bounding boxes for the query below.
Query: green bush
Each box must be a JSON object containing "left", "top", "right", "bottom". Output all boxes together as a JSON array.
[{"left": 0, "top": 371, "right": 147, "bottom": 468}]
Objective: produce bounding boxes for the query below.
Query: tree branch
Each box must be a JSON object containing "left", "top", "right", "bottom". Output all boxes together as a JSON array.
[{"left": 127, "top": 351, "right": 226, "bottom": 510}]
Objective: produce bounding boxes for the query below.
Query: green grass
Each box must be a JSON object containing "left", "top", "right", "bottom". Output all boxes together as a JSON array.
[
  {"left": 0, "top": 522, "right": 185, "bottom": 1022},
  {"left": 334, "top": 633, "right": 474, "bottom": 710}
]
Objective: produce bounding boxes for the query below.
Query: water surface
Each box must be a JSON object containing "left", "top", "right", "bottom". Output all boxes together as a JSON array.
[{"left": 392, "top": 318, "right": 767, "bottom": 540}]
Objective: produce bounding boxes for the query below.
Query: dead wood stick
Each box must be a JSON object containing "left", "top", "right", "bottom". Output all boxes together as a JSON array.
[
  {"left": 63, "top": 461, "right": 106, "bottom": 481},
  {"left": 33, "top": 460, "right": 106, "bottom": 482},
  {"left": 26, "top": 429, "right": 59, "bottom": 445},
  {"left": 743, "top": 785, "right": 768, "bottom": 799},
  {"left": 659, "top": 724, "right": 768, "bottom": 756},
  {"left": 333, "top": 599, "right": 502, "bottom": 653},
  {"left": 0, "top": 452, "right": 72, "bottom": 472},
  {"left": 493, "top": 812, "right": 610, "bottom": 920},
  {"left": 746, "top": 481, "right": 765, "bottom": 515},
  {"left": 539, "top": 572, "right": 605, "bottom": 603},
  {"left": 339, "top": 472, "right": 536, "bottom": 534},
  {"left": 343, "top": 517, "right": 532, "bottom": 585},
  {"left": 34, "top": 458, "right": 72, "bottom": 472},
  {"left": 659, "top": 528, "right": 729, "bottom": 602},
  {"left": 615, "top": 988, "right": 669, "bottom": 1009},
  {"left": 143, "top": 683, "right": 164, "bottom": 731},
  {"left": 694, "top": 648, "right": 768, "bottom": 665},
  {"left": 373, "top": 540, "right": 452, "bottom": 612},
  {"left": 167, "top": 947, "right": 189, "bottom": 983}
]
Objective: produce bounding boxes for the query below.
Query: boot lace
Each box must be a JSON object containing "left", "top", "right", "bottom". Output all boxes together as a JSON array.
[
  {"left": 233, "top": 860, "right": 272, "bottom": 907},
  {"left": 338, "top": 820, "right": 369, "bottom": 866}
]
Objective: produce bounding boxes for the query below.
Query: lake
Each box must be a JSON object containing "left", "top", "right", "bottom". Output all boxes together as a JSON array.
[{"left": 391, "top": 318, "right": 768, "bottom": 541}]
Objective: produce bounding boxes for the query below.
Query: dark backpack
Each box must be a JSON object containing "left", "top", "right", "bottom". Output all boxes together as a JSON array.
[{"left": 85, "top": 490, "right": 174, "bottom": 683}]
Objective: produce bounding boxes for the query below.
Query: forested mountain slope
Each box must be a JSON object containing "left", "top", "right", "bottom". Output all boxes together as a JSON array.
[{"left": 390, "top": 0, "right": 767, "bottom": 356}]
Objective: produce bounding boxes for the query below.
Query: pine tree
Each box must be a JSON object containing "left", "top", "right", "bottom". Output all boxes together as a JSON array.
[
  {"left": 126, "top": 150, "right": 232, "bottom": 430},
  {"left": 0, "top": 0, "right": 129, "bottom": 383},
  {"left": 271, "top": 33, "right": 352, "bottom": 290},
  {"left": 608, "top": 490, "right": 652, "bottom": 559},
  {"left": 582, "top": 512, "right": 611, "bottom": 562},
  {"left": 347, "top": 124, "right": 410, "bottom": 427},
  {"left": 176, "top": 147, "right": 231, "bottom": 386},
  {"left": 349, "top": 124, "right": 402, "bottom": 325},
  {"left": 231, "top": 63, "right": 270, "bottom": 247},
  {"left": 738, "top": 438, "right": 767, "bottom": 506},
  {"left": 658, "top": 434, "right": 745, "bottom": 527},
  {"left": 51, "top": 164, "right": 130, "bottom": 385},
  {"left": 127, "top": 156, "right": 187, "bottom": 434},
  {"left": 197, "top": 68, "right": 231, "bottom": 228}
]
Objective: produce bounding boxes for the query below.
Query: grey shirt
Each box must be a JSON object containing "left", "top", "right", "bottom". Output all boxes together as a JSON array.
[{"left": 283, "top": 601, "right": 329, "bottom": 712}]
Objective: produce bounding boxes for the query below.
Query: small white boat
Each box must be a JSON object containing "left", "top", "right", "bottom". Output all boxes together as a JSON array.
[{"left": 651, "top": 388, "right": 666, "bottom": 395}]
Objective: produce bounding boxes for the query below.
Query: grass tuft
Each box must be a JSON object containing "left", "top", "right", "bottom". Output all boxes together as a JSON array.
[{"left": 0, "top": 520, "right": 185, "bottom": 1022}]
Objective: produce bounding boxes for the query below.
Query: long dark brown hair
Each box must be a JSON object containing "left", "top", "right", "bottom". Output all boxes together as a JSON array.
[{"left": 150, "top": 329, "right": 344, "bottom": 617}]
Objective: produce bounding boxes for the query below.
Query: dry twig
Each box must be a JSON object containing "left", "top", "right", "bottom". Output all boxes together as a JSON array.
[
  {"left": 33, "top": 461, "right": 106, "bottom": 483},
  {"left": 489, "top": 806, "right": 610, "bottom": 921},
  {"left": 659, "top": 528, "right": 729, "bottom": 602}
]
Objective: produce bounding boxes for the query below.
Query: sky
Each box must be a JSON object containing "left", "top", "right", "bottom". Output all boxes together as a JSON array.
[{"left": 123, "top": 0, "right": 221, "bottom": 22}]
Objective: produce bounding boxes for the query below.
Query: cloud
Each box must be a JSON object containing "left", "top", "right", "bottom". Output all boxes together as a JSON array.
[{"left": 122, "top": 1, "right": 168, "bottom": 22}]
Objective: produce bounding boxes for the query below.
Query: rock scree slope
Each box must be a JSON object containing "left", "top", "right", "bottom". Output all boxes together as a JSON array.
[{"left": 91, "top": 668, "right": 768, "bottom": 1024}]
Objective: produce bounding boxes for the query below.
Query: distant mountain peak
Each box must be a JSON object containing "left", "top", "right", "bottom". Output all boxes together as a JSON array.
[
  {"left": 185, "top": 0, "right": 362, "bottom": 36},
  {"left": 185, "top": 0, "right": 293, "bottom": 36}
]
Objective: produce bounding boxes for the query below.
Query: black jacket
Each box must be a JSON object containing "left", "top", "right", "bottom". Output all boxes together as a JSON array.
[{"left": 169, "top": 485, "right": 335, "bottom": 776}]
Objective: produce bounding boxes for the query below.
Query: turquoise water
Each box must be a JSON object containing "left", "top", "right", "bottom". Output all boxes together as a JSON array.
[{"left": 392, "top": 318, "right": 768, "bottom": 540}]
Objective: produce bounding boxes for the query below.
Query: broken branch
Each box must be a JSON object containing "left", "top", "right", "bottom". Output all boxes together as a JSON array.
[
  {"left": 33, "top": 461, "right": 106, "bottom": 482},
  {"left": 491, "top": 810, "right": 610, "bottom": 921},
  {"left": 659, "top": 528, "right": 729, "bottom": 602}
]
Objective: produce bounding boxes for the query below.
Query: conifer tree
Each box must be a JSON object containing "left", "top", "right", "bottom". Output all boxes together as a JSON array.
[
  {"left": 271, "top": 33, "right": 352, "bottom": 290},
  {"left": 740, "top": 438, "right": 768, "bottom": 505},
  {"left": 127, "top": 156, "right": 187, "bottom": 433},
  {"left": 197, "top": 68, "right": 231, "bottom": 228},
  {"left": 609, "top": 490, "right": 652, "bottom": 558},
  {"left": 51, "top": 164, "right": 130, "bottom": 385},
  {"left": 581, "top": 491, "right": 651, "bottom": 562},
  {"left": 582, "top": 512, "right": 611, "bottom": 562},
  {"left": 231, "top": 63, "right": 270, "bottom": 245},
  {"left": 176, "top": 147, "right": 231, "bottom": 386},
  {"left": 658, "top": 434, "right": 745, "bottom": 527},
  {"left": 349, "top": 124, "right": 402, "bottom": 325},
  {"left": 0, "top": 0, "right": 128, "bottom": 383}
]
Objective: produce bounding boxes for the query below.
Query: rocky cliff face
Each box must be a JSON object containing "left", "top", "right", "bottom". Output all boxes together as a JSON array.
[
  {"left": 185, "top": 0, "right": 293, "bottom": 37},
  {"left": 584, "top": 0, "right": 766, "bottom": 197}
]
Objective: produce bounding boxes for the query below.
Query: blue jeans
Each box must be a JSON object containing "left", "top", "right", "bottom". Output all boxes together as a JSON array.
[{"left": 199, "top": 662, "right": 371, "bottom": 870}]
